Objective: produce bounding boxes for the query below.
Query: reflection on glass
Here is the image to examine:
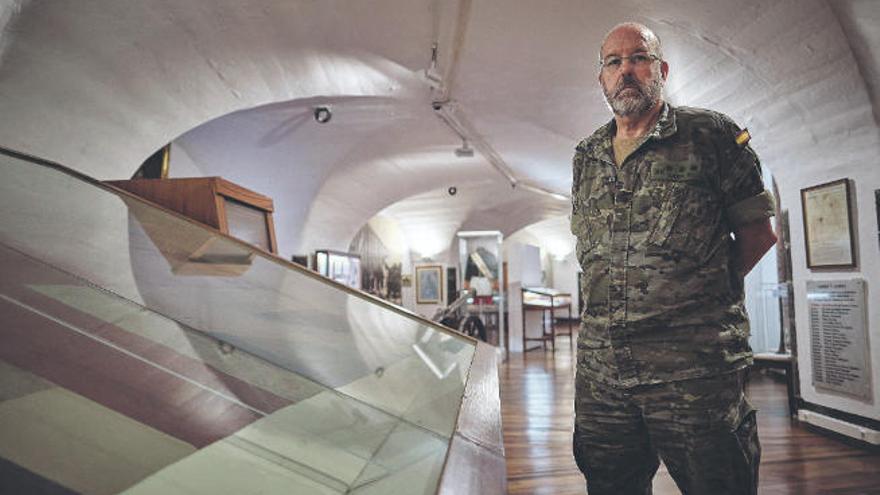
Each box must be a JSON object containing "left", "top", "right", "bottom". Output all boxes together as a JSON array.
[
  {"left": 224, "top": 197, "right": 271, "bottom": 252},
  {"left": 317, "top": 252, "right": 328, "bottom": 278},
  {"left": 315, "top": 250, "right": 362, "bottom": 289},
  {"left": 0, "top": 152, "right": 476, "bottom": 494}
]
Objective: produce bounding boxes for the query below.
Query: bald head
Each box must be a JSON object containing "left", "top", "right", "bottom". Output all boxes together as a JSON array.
[
  {"left": 599, "top": 22, "right": 663, "bottom": 65},
  {"left": 597, "top": 22, "right": 668, "bottom": 118}
]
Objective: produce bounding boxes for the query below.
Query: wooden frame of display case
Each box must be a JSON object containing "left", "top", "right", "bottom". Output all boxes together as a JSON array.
[{"left": 105, "top": 177, "right": 278, "bottom": 254}]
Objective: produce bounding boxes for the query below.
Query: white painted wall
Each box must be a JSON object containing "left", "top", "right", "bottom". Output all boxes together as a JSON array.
[
  {"left": 744, "top": 247, "right": 782, "bottom": 354},
  {"left": 167, "top": 142, "right": 202, "bottom": 178},
  {"left": 786, "top": 172, "right": 880, "bottom": 421},
  {"left": 550, "top": 252, "right": 580, "bottom": 323},
  {"left": 745, "top": 163, "right": 781, "bottom": 354},
  {"left": 503, "top": 240, "right": 553, "bottom": 352}
]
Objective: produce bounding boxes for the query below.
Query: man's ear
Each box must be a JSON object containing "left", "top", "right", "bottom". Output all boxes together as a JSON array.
[{"left": 660, "top": 60, "right": 669, "bottom": 81}]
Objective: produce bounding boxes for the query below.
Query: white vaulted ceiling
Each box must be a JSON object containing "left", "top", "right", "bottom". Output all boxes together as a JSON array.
[{"left": 0, "top": 0, "right": 878, "bottom": 257}]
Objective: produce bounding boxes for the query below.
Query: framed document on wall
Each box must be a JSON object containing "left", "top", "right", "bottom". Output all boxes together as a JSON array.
[{"left": 801, "top": 178, "right": 856, "bottom": 269}]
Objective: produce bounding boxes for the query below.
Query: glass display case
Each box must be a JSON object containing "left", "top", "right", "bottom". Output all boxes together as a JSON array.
[
  {"left": 457, "top": 232, "right": 505, "bottom": 350},
  {"left": 0, "top": 147, "right": 505, "bottom": 494},
  {"left": 315, "top": 249, "right": 362, "bottom": 290},
  {"left": 521, "top": 287, "right": 573, "bottom": 351}
]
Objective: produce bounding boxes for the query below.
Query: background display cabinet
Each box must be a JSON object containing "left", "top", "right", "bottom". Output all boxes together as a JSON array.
[
  {"left": 315, "top": 249, "right": 362, "bottom": 290},
  {"left": 521, "top": 287, "right": 574, "bottom": 351},
  {"left": 0, "top": 148, "right": 506, "bottom": 495},
  {"left": 457, "top": 231, "right": 506, "bottom": 350}
]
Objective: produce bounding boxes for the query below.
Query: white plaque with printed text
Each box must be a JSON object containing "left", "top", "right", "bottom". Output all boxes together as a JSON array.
[{"left": 807, "top": 279, "right": 872, "bottom": 401}]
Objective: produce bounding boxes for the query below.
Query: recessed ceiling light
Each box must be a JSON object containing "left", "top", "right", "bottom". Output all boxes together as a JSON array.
[{"left": 313, "top": 106, "right": 332, "bottom": 124}]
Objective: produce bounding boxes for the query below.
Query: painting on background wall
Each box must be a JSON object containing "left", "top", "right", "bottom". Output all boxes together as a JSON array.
[{"left": 415, "top": 265, "right": 443, "bottom": 304}]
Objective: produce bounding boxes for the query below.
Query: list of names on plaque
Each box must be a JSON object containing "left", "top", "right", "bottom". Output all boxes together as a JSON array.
[{"left": 807, "top": 279, "right": 871, "bottom": 401}]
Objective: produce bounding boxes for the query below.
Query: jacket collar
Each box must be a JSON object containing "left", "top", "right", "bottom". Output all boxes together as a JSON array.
[
  {"left": 576, "top": 102, "right": 678, "bottom": 162},
  {"left": 653, "top": 102, "right": 677, "bottom": 140}
]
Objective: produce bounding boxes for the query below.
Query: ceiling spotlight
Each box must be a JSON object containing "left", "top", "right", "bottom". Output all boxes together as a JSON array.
[
  {"left": 454, "top": 140, "right": 474, "bottom": 158},
  {"left": 313, "top": 106, "right": 332, "bottom": 124},
  {"left": 448, "top": 186, "right": 457, "bottom": 196}
]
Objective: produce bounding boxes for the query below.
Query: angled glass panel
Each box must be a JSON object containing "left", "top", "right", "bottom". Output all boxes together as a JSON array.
[{"left": 0, "top": 150, "right": 476, "bottom": 494}]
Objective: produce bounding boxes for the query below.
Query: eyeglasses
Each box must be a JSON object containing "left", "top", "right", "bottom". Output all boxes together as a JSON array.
[{"left": 599, "top": 53, "right": 660, "bottom": 71}]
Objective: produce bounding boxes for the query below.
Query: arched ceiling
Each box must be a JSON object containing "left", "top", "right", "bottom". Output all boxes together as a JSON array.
[
  {"left": 508, "top": 215, "right": 577, "bottom": 260},
  {"left": 0, "top": 0, "right": 878, "bottom": 258},
  {"left": 372, "top": 180, "right": 568, "bottom": 258}
]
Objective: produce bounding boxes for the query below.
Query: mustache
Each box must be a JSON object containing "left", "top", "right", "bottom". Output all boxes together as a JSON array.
[{"left": 614, "top": 75, "right": 644, "bottom": 97}]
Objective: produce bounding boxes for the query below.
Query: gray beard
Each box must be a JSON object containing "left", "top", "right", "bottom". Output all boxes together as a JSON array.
[{"left": 604, "top": 76, "right": 664, "bottom": 117}]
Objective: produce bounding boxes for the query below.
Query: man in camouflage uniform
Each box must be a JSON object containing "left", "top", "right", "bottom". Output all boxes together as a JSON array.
[{"left": 570, "top": 22, "right": 778, "bottom": 494}]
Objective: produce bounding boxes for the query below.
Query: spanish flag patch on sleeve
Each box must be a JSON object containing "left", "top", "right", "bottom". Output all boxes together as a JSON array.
[{"left": 735, "top": 128, "right": 751, "bottom": 147}]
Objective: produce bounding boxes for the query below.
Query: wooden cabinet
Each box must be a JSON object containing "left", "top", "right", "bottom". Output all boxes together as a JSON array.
[{"left": 105, "top": 177, "right": 278, "bottom": 254}]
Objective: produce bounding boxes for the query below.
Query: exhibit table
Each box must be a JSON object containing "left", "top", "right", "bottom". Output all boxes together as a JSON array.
[{"left": 521, "top": 287, "right": 573, "bottom": 352}]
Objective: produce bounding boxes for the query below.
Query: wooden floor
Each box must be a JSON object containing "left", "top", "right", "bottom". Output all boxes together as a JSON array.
[{"left": 500, "top": 339, "right": 880, "bottom": 495}]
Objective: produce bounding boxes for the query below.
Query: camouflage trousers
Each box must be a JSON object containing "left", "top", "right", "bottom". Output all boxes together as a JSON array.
[{"left": 573, "top": 370, "right": 760, "bottom": 495}]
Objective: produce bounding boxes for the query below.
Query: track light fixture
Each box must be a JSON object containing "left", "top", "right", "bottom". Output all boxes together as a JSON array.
[{"left": 454, "top": 140, "right": 474, "bottom": 158}]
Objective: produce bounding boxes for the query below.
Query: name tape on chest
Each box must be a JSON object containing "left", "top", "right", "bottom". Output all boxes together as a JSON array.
[{"left": 651, "top": 161, "right": 702, "bottom": 181}]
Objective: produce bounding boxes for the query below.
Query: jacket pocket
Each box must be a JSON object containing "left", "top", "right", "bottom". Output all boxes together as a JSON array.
[
  {"left": 573, "top": 196, "right": 605, "bottom": 265},
  {"left": 729, "top": 396, "right": 761, "bottom": 495},
  {"left": 646, "top": 182, "right": 718, "bottom": 262}
]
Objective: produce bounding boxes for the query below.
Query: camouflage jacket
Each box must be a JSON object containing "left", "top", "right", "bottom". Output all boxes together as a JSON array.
[{"left": 571, "top": 104, "right": 775, "bottom": 388}]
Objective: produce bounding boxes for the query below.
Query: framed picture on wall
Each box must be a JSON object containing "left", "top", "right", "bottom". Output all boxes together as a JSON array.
[
  {"left": 415, "top": 265, "right": 443, "bottom": 304},
  {"left": 800, "top": 178, "right": 856, "bottom": 269}
]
